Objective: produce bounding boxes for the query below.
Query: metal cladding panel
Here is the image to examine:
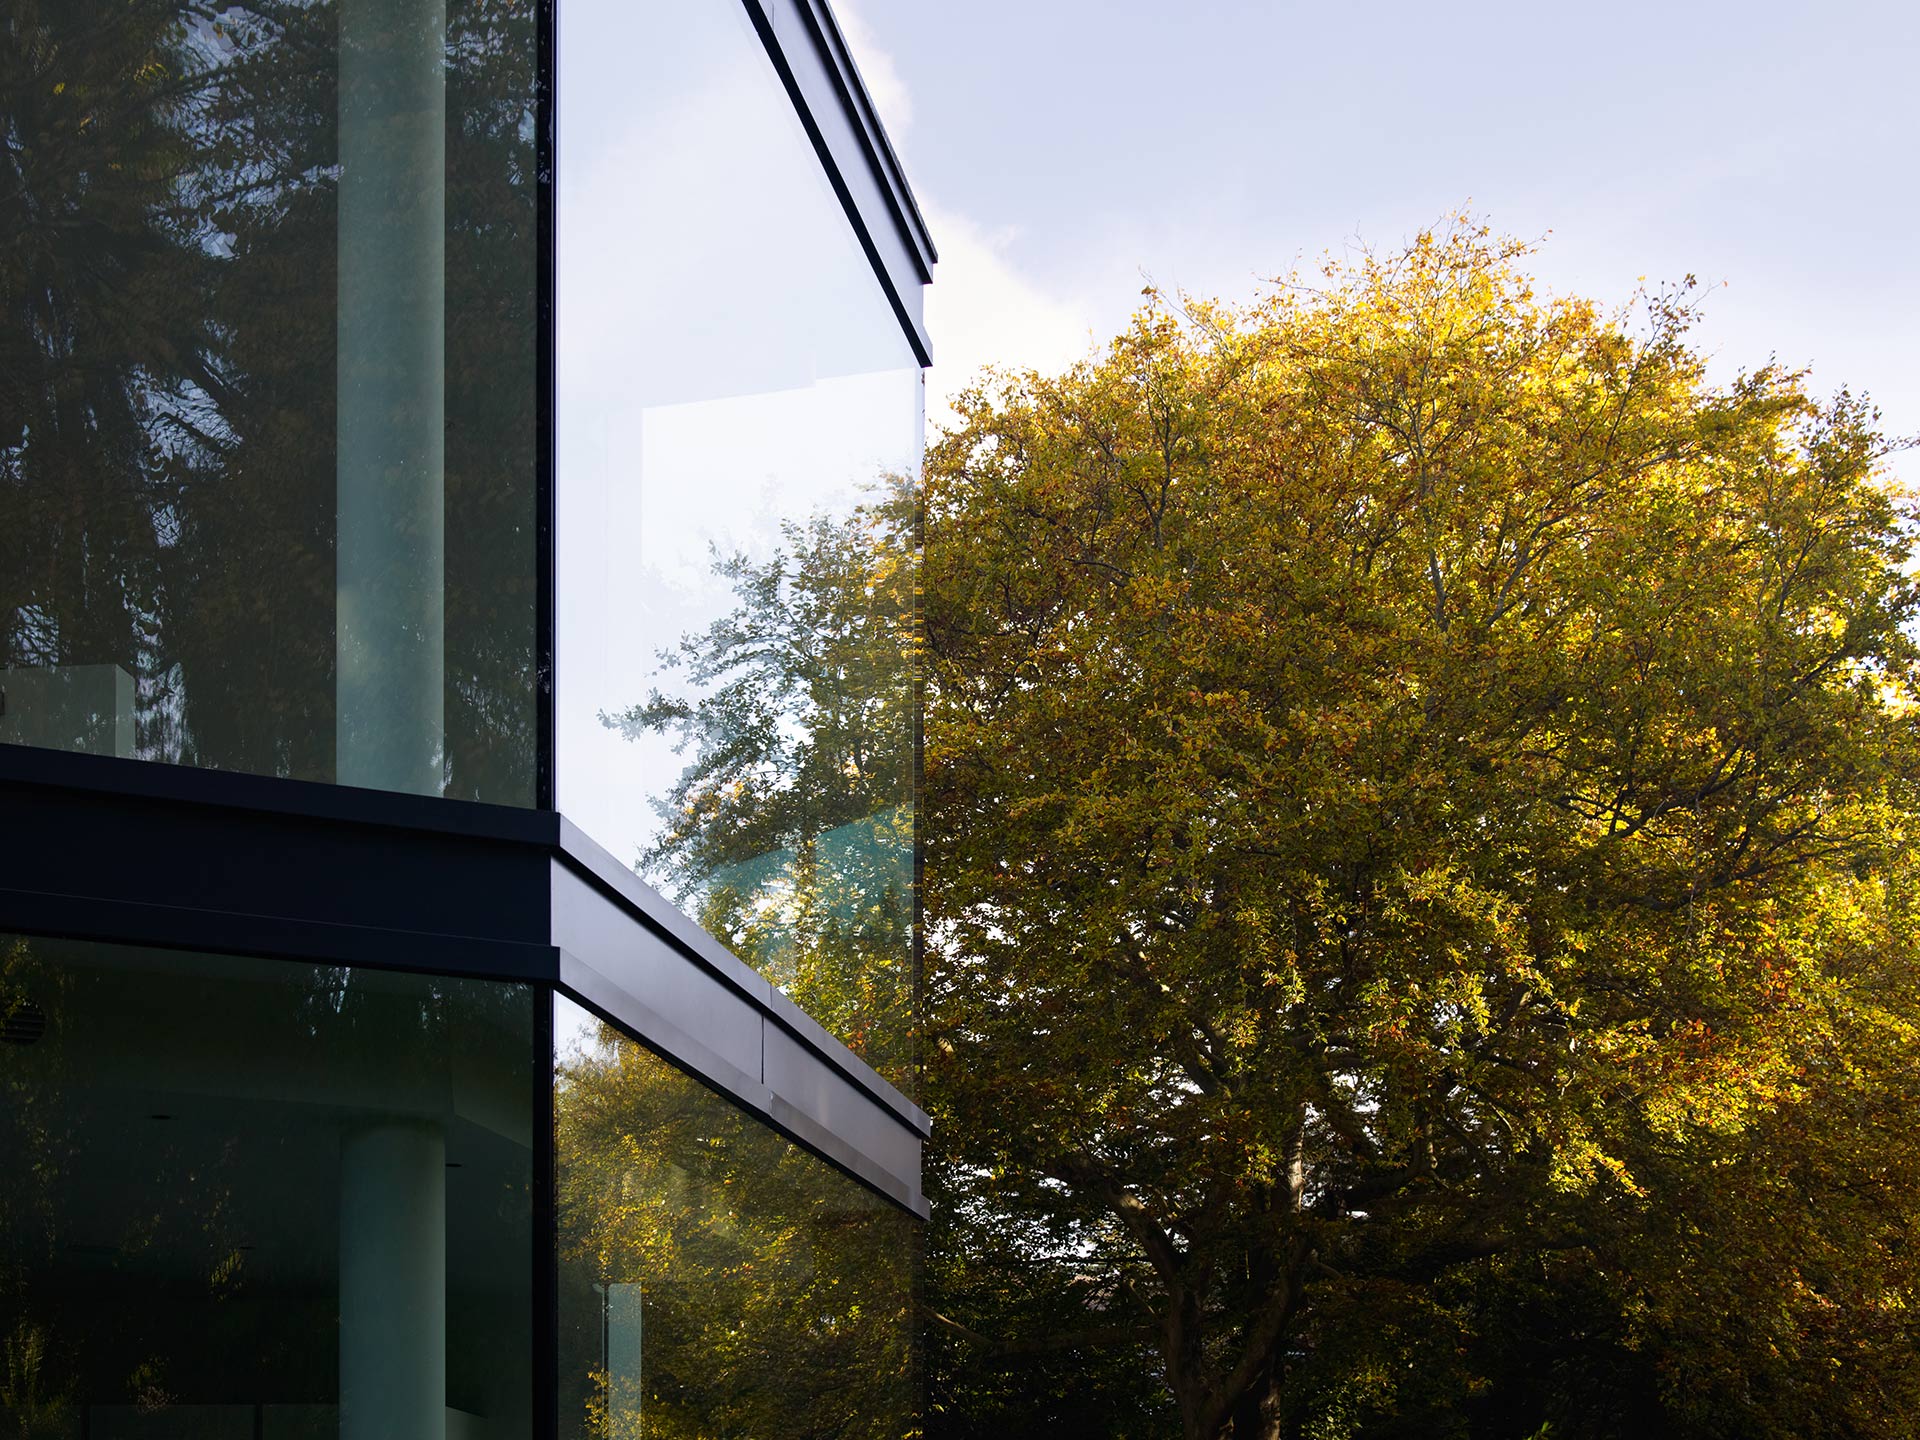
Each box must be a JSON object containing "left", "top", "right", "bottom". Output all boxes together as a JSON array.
[
  {"left": 0, "top": 747, "right": 926, "bottom": 1217},
  {"left": 0, "top": 747, "right": 557, "bottom": 979},
  {"left": 0, "top": 887, "right": 557, "bottom": 985},
  {"left": 548, "top": 858, "right": 767, "bottom": 1085},
  {"left": 764, "top": 983, "right": 930, "bottom": 1136},
  {"left": 556, "top": 947, "right": 773, "bottom": 1114},
  {"left": 548, "top": 852, "right": 926, "bottom": 1216},
  {"left": 764, "top": 1020, "right": 925, "bottom": 1215},
  {"left": 556, "top": 818, "right": 775, "bottom": 1007}
]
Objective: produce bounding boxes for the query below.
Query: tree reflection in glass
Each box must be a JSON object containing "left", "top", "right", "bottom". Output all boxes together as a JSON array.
[
  {"left": 601, "top": 486, "right": 921, "bottom": 1092},
  {"left": 555, "top": 996, "right": 920, "bottom": 1440},
  {"left": 0, "top": 0, "right": 537, "bottom": 801},
  {"left": 553, "top": 0, "right": 925, "bottom": 1086}
]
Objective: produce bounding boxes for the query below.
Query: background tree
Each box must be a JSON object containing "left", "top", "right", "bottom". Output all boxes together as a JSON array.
[{"left": 919, "top": 222, "right": 1920, "bottom": 1439}]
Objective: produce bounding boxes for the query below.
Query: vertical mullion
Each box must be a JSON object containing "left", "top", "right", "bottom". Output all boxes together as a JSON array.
[
  {"left": 532, "top": 982, "right": 559, "bottom": 1440},
  {"left": 533, "top": 0, "right": 559, "bottom": 814}
]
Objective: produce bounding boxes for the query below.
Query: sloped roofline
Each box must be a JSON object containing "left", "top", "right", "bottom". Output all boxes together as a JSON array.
[{"left": 745, "top": 0, "right": 937, "bottom": 366}]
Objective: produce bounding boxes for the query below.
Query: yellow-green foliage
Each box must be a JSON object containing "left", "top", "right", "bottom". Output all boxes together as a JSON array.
[{"left": 921, "top": 221, "right": 1920, "bottom": 1440}]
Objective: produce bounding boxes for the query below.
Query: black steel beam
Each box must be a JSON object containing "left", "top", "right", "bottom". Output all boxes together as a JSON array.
[{"left": 0, "top": 745, "right": 926, "bottom": 1216}]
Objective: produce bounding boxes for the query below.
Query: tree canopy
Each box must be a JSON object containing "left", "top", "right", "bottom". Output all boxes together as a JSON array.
[{"left": 919, "top": 223, "right": 1920, "bottom": 1440}]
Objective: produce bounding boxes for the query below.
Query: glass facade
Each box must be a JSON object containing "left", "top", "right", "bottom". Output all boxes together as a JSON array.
[
  {"left": 3, "top": 0, "right": 925, "bottom": 1088},
  {"left": 0, "top": 0, "right": 540, "bottom": 802},
  {"left": 0, "top": 947, "right": 923, "bottom": 1438},
  {"left": 554, "top": 996, "right": 919, "bottom": 1440},
  {"left": 0, "top": 936, "right": 536, "bottom": 1438},
  {"left": 557, "top": 0, "right": 923, "bottom": 1085},
  {"left": 0, "top": 0, "right": 930, "bottom": 1433}
]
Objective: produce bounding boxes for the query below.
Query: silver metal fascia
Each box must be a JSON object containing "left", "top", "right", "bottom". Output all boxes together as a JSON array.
[
  {"left": 744, "top": 0, "right": 936, "bottom": 366},
  {"left": 549, "top": 822, "right": 931, "bottom": 1219}
]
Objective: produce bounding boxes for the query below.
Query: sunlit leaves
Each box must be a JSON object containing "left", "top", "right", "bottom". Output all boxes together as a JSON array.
[{"left": 921, "top": 220, "right": 1920, "bottom": 1438}]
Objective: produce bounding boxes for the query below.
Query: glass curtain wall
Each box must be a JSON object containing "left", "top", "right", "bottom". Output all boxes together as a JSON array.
[
  {"left": 0, "top": 0, "right": 539, "bottom": 802},
  {"left": 556, "top": 0, "right": 922, "bottom": 1088},
  {"left": 553, "top": 994, "right": 919, "bottom": 1440},
  {"left": 0, "top": 948, "right": 921, "bottom": 1440},
  {"left": 0, "top": 935, "right": 535, "bottom": 1438}
]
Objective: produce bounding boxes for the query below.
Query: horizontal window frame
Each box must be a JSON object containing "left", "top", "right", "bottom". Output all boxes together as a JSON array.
[{"left": 0, "top": 742, "right": 929, "bottom": 1219}]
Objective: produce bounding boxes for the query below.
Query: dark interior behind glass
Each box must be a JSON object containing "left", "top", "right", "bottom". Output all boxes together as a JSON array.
[
  {"left": 0, "top": 936, "right": 535, "bottom": 1437},
  {"left": 0, "top": 0, "right": 538, "bottom": 802}
]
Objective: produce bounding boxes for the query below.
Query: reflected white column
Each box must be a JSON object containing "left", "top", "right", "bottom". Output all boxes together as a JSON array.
[
  {"left": 607, "top": 1282, "right": 644, "bottom": 1439},
  {"left": 336, "top": 0, "right": 447, "bottom": 794},
  {"left": 340, "top": 1122, "right": 446, "bottom": 1440}
]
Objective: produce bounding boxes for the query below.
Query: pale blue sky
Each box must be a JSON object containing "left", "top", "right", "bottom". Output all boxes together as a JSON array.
[{"left": 839, "top": 0, "right": 1918, "bottom": 453}]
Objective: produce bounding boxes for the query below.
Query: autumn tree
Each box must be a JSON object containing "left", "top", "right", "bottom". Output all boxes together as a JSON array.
[{"left": 919, "top": 223, "right": 1920, "bottom": 1439}]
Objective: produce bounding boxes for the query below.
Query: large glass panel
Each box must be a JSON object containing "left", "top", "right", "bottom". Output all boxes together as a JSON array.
[
  {"left": 556, "top": 0, "right": 922, "bottom": 1086},
  {"left": 0, "top": 0, "right": 538, "bottom": 802},
  {"left": 0, "top": 936, "right": 534, "bottom": 1437},
  {"left": 554, "top": 995, "right": 919, "bottom": 1440}
]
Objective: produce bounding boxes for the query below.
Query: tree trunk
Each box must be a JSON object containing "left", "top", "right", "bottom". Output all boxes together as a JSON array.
[
  {"left": 1226, "top": 1369, "right": 1282, "bottom": 1440},
  {"left": 1173, "top": 1367, "right": 1283, "bottom": 1440}
]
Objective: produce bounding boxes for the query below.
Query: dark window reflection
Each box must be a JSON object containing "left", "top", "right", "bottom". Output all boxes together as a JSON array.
[
  {"left": 554, "top": 996, "right": 920, "bottom": 1440},
  {"left": 0, "top": 0, "right": 537, "bottom": 801},
  {"left": 0, "top": 935, "right": 535, "bottom": 1437}
]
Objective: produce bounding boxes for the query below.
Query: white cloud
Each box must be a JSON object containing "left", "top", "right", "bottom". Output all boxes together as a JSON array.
[
  {"left": 831, "top": 0, "right": 913, "bottom": 137},
  {"left": 921, "top": 205, "right": 1098, "bottom": 431},
  {"left": 831, "top": 3, "right": 1097, "bottom": 431}
]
